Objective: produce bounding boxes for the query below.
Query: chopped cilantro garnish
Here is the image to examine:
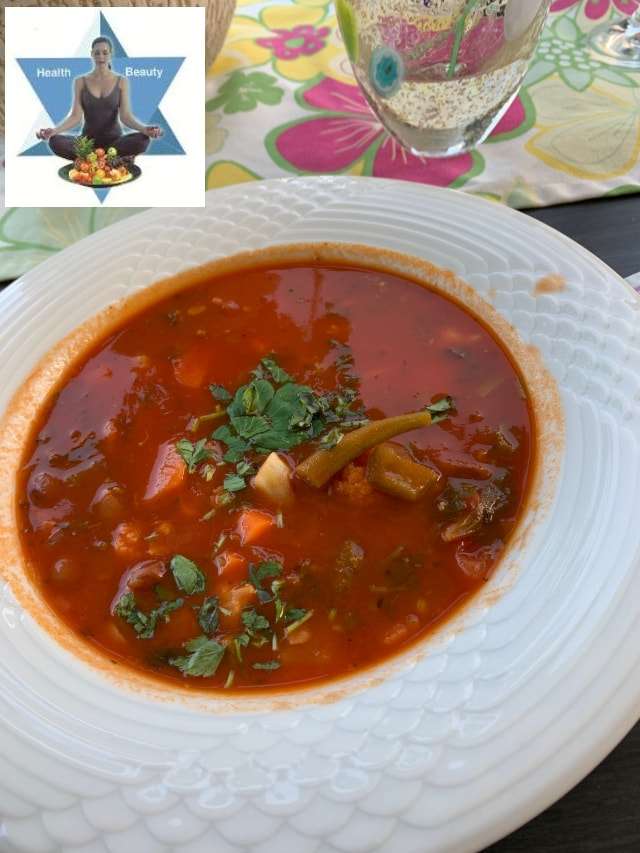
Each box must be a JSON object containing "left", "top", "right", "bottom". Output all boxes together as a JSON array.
[
  {"left": 212, "top": 425, "right": 250, "bottom": 463},
  {"left": 216, "top": 490, "right": 236, "bottom": 507},
  {"left": 221, "top": 460, "right": 256, "bottom": 499},
  {"left": 231, "top": 414, "right": 271, "bottom": 440},
  {"left": 241, "top": 608, "right": 270, "bottom": 635},
  {"left": 285, "top": 609, "right": 314, "bottom": 636},
  {"left": 169, "top": 636, "right": 225, "bottom": 677},
  {"left": 212, "top": 532, "right": 227, "bottom": 554},
  {"left": 272, "top": 579, "right": 286, "bottom": 621},
  {"left": 425, "top": 396, "right": 455, "bottom": 423},
  {"left": 236, "top": 460, "right": 255, "bottom": 477},
  {"left": 210, "top": 383, "right": 232, "bottom": 402},
  {"left": 252, "top": 660, "right": 281, "bottom": 671},
  {"left": 198, "top": 596, "right": 220, "bottom": 634},
  {"left": 210, "top": 354, "right": 370, "bottom": 462},
  {"left": 224, "top": 670, "right": 235, "bottom": 688},
  {"left": 232, "top": 633, "right": 250, "bottom": 662},
  {"left": 200, "top": 463, "right": 217, "bottom": 482},
  {"left": 319, "top": 427, "right": 344, "bottom": 449},
  {"left": 285, "top": 607, "right": 307, "bottom": 624},
  {"left": 114, "top": 592, "right": 183, "bottom": 639},
  {"left": 175, "top": 437, "right": 211, "bottom": 473},
  {"left": 248, "top": 560, "right": 282, "bottom": 603},
  {"left": 223, "top": 473, "right": 246, "bottom": 493},
  {"left": 170, "top": 554, "right": 206, "bottom": 595},
  {"left": 241, "top": 379, "right": 274, "bottom": 416},
  {"left": 254, "top": 356, "right": 292, "bottom": 385}
]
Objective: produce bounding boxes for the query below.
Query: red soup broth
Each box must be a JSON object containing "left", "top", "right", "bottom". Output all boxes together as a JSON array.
[{"left": 17, "top": 264, "right": 534, "bottom": 691}]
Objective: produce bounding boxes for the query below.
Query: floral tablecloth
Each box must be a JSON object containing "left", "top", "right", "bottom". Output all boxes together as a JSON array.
[{"left": 1, "top": 0, "right": 639, "bottom": 280}]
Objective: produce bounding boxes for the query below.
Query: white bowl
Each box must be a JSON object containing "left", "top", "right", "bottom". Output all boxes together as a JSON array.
[{"left": 0, "top": 176, "right": 638, "bottom": 853}]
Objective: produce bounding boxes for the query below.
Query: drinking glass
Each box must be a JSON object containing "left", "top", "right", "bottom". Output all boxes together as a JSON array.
[
  {"left": 336, "top": 0, "right": 552, "bottom": 158},
  {"left": 588, "top": 9, "right": 640, "bottom": 68}
]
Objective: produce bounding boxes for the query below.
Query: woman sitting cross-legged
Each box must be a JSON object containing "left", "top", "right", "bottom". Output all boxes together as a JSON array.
[{"left": 36, "top": 36, "right": 162, "bottom": 163}]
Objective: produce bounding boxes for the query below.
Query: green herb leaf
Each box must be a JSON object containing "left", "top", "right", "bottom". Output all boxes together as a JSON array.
[
  {"left": 319, "top": 427, "right": 344, "bottom": 449},
  {"left": 272, "top": 579, "right": 286, "bottom": 622},
  {"left": 198, "top": 596, "right": 220, "bottom": 634},
  {"left": 201, "top": 464, "right": 217, "bottom": 482},
  {"left": 285, "top": 607, "right": 307, "bottom": 624},
  {"left": 210, "top": 384, "right": 232, "bottom": 401},
  {"left": 212, "top": 425, "right": 250, "bottom": 462},
  {"left": 284, "top": 609, "right": 314, "bottom": 637},
  {"left": 216, "top": 490, "right": 236, "bottom": 507},
  {"left": 114, "top": 592, "right": 183, "bottom": 639},
  {"left": 212, "top": 532, "right": 227, "bottom": 554},
  {"left": 223, "top": 473, "right": 246, "bottom": 493},
  {"left": 176, "top": 437, "right": 211, "bottom": 473},
  {"left": 213, "top": 358, "right": 368, "bottom": 459},
  {"left": 252, "top": 660, "right": 281, "bottom": 671},
  {"left": 236, "top": 460, "right": 255, "bottom": 477},
  {"left": 113, "top": 590, "right": 138, "bottom": 622},
  {"left": 169, "top": 636, "right": 225, "bottom": 677},
  {"left": 249, "top": 560, "right": 282, "bottom": 603},
  {"left": 170, "top": 554, "right": 206, "bottom": 595},
  {"left": 259, "top": 356, "right": 292, "bottom": 385},
  {"left": 241, "top": 608, "right": 270, "bottom": 635},
  {"left": 426, "top": 396, "right": 454, "bottom": 423},
  {"left": 241, "top": 379, "right": 274, "bottom": 416},
  {"left": 230, "top": 415, "right": 271, "bottom": 440},
  {"left": 232, "top": 633, "right": 250, "bottom": 662}
]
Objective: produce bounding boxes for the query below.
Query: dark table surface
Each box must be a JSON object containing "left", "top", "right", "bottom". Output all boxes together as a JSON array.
[{"left": 1, "top": 192, "right": 639, "bottom": 852}]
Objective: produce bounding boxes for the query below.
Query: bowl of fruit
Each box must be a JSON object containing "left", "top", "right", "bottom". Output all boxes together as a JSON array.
[{"left": 59, "top": 136, "right": 140, "bottom": 188}]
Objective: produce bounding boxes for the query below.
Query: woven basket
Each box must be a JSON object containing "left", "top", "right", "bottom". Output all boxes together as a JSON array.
[{"left": 0, "top": 0, "right": 236, "bottom": 133}]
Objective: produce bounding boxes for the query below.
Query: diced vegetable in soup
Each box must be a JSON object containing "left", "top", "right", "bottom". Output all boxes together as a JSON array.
[{"left": 17, "top": 263, "right": 534, "bottom": 691}]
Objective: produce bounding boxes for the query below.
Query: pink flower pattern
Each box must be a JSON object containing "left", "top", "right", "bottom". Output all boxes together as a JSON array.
[
  {"left": 256, "top": 25, "right": 331, "bottom": 61},
  {"left": 550, "top": 0, "right": 638, "bottom": 17},
  {"left": 270, "top": 77, "right": 528, "bottom": 187},
  {"left": 380, "top": 16, "right": 505, "bottom": 75}
]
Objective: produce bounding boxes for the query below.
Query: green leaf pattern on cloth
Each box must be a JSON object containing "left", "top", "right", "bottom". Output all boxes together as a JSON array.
[
  {"left": 0, "top": 0, "right": 638, "bottom": 279},
  {"left": 206, "top": 70, "right": 285, "bottom": 114},
  {"left": 527, "top": 12, "right": 637, "bottom": 91}
]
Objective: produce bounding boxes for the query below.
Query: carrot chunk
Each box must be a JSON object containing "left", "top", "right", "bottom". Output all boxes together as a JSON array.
[
  {"left": 173, "top": 344, "right": 210, "bottom": 388},
  {"left": 215, "top": 551, "right": 248, "bottom": 584},
  {"left": 219, "top": 583, "right": 257, "bottom": 630},
  {"left": 236, "top": 509, "right": 275, "bottom": 545},
  {"left": 144, "top": 441, "right": 186, "bottom": 502}
]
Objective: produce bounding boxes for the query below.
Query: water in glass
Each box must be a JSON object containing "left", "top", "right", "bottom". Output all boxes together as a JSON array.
[{"left": 336, "top": 0, "right": 551, "bottom": 157}]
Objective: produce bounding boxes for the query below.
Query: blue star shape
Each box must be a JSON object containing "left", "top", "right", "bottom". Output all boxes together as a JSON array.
[{"left": 17, "top": 12, "right": 185, "bottom": 202}]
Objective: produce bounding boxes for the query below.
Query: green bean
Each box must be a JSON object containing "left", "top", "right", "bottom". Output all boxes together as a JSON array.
[{"left": 297, "top": 411, "right": 433, "bottom": 488}]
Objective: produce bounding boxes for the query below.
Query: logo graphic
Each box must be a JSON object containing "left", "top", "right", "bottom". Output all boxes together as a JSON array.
[{"left": 16, "top": 12, "right": 185, "bottom": 202}]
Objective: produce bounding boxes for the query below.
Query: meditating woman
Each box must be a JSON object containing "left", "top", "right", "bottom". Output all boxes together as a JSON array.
[{"left": 36, "top": 36, "right": 162, "bottom": 160}]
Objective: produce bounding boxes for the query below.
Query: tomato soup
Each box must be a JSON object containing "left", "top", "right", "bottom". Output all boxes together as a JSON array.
[{"left": 17, "top": 264, "right": 534, "bottom": 691}]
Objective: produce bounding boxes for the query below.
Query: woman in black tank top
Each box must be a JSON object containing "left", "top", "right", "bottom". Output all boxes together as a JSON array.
[{"left": 36, "top": 37, "right": 163, "bottom": 161}]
